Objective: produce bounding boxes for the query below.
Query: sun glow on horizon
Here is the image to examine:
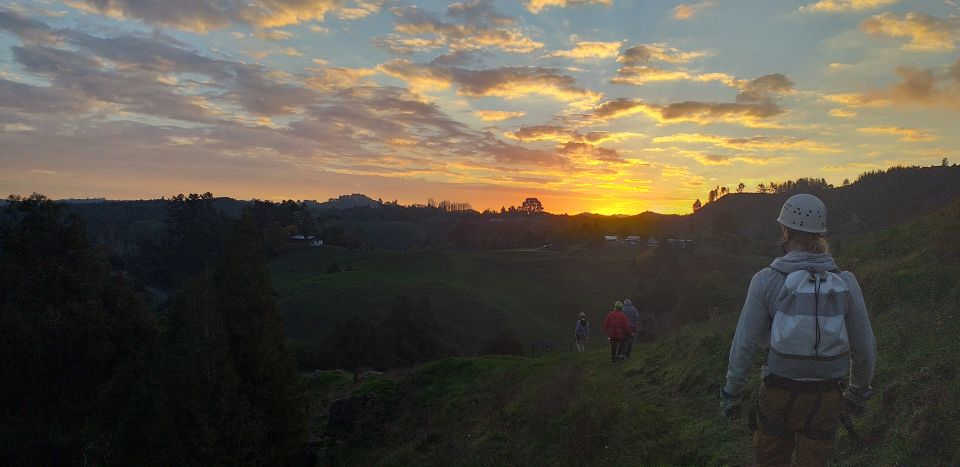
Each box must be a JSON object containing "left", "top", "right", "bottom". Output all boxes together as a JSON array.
[{"left": 1, "top": 1, "right": 957, "bottom": 212}]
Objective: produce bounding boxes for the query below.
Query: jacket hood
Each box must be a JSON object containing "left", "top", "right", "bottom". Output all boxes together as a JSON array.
[{"left": 770, "top": 251, "right": 838, "bottom": 273}]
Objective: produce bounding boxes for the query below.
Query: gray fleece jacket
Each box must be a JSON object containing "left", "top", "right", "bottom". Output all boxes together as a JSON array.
[{"left": 723, "top": 251, "right": 876, "bottom": 396}]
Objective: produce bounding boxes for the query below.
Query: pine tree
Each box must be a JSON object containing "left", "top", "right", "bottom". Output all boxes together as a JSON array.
[
  {"left": 0, "top": 194, "right": 157, "bottom": 463},
  {"left": 213, "top": 217, "right": 307, "bottom": 462}
]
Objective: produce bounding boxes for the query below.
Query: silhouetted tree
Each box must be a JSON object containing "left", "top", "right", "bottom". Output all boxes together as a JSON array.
[
  {"left": 160, "top": 192, "right": 229, "bottom": 286},
  {"left": 519, "top": 197, "right": 545, "bottom": 214},
  {"left": 332, "top": 315, "right": 384, "bottom": 381},
  {"left": 0, "top": 194, "right": 157, "bottom": 464},
  {"left": 737, "top": 182, "right": 745, "bottom": 193},
  {"left": 161, "top": 216, "right": 307, "bottom": 464},
  {"left": 692, "top": 199, "right": 702, "bottom": 212},
  {"left": 383, "top": 295, "right": 454, "bottom": 366}
]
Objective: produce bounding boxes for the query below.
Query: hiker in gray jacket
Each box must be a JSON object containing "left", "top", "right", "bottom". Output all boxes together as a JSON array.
[
  {"left": 621, "top": 299, "right": 640, "bottom": 357},
  {"left": 720, "top": 193, "right": 876, "bottom": 466},
  {"left": 574, "top": 312, "right": 590, "bottom": 352}
]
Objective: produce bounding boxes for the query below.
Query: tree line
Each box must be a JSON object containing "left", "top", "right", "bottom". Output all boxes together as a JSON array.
[{"left": 0, "top": 194, "right": 308, "bottom": 465}]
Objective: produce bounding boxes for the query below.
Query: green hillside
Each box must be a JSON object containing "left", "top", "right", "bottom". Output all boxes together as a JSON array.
[
  {"left": 308, "top": 198, "right": 960, "bottom": 465},
  {"left": 271, "top": 245, "right": 648, "bottom": 363}
]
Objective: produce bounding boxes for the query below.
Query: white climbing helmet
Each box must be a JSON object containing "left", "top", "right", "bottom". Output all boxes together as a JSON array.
[{"left": 777, "top": 193, "right": 827, "bottom": 233}]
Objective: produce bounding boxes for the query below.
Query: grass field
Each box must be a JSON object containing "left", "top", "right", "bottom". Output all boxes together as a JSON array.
[
  {"left": 304, "top": 199, "right": 960, "bottom": 465},
  {"left": 271, "top": 245, "right": 647, "bottom": 357}
]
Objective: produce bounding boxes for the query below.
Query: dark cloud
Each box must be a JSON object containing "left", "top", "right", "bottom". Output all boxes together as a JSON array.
[
  {"left": 592, "top": 98, "right": 644, "bottom": 120},
  {"left": 481, "top": 139, "right": 569, "bottom": 167},
  {"left": 13, "top": 44, "right": 218, "bottom": 122},
  {"left": 450, "top": 66, "right": 599, "bottom": 101},
  {"left": 0, "top": 8, "right": 60, "bottom": 43},
  {"left": 0, "top": 78, "right": 89, "bottom": 114},
  {"left": 557, "top": 142, "right": 625, "bottom": 163},
  {"left": 890, "top": 66, "right": 938, "bottom": 103},
  {"left": 229, "top": 65, "right": 318, "bottom": 115},
  {"left": 736, "top": 73, "right": 794, "bottom": 103},
  {"left": 69, "top": 32, "right": 232, "bottom": 79},
  {"left": 589, "top": 73, "right": 792, "bottom": 125},
  {"left": 430, "top": 50, "right": 485, "bottom": 67},
  {"left": 833, "top": 61, "right": 960, "bottom": 110},
  {"left": 660, "top": 100, "right": 784, "bottom": 120},
  {"left": 379, "top": 59, "right": 599, "bottom": 102},
  {"left": 617, "top": 45, "right": 653, "bottom": 66},
  {"left": 949, "top": 59, "right": 960, "bottom": 83}
]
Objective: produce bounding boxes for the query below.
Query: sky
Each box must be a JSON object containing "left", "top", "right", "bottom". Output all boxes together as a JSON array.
[{"left": 1, "top": 0, "right": 959, "bottom": 214}]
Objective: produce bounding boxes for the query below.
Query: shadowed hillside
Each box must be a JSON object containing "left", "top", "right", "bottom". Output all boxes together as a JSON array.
[{"left": 678, "top": 165, "right": 960, "bottom": 243}]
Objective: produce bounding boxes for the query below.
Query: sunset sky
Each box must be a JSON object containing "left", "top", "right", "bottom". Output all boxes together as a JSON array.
[{"left": 1, "top": 0, "right": 959, "bottom": 214}]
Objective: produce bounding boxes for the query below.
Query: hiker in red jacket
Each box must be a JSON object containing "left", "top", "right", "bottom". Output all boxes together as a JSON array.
[{"left": 603, "top": 301, "right": 630, "bottom": 364}]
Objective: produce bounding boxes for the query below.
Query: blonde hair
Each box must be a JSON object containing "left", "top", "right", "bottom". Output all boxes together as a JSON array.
[{"left": 781, "top": 226, "right": 830, "bottom": 254}]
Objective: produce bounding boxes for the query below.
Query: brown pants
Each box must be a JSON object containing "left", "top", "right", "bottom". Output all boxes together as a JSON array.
[{"left": 753, "top": 380, "right": 843, "bottom": 466}]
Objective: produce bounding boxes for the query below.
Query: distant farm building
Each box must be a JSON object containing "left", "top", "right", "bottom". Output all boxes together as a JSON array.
[
  {"left": 603, "top": 235, "right": 619, "bottom": 242},
  {"left": 646, "top": 238, "right": 660, "bottom": 247},
  {"left": 625, "top": 235, "right": 641, "bottom": 244}
]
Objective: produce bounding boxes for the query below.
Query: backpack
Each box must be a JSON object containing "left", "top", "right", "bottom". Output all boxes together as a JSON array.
[
  {"left": 769, "top": 268, "right": 852, "bottom": 360},
  {"left": 575, "top": 319, "right": 589, "bottom": 338}
]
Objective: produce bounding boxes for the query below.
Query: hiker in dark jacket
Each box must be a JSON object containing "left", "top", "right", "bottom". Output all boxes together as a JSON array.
[
  {"left": 621, "top": 299, "right": 639, "bottom": 357},
  {"left": 602, "top": 301, "right": 630, "bottom": 364},
  {"left": 574, "top": 312, "right": 590, "bottom": 352},
  {"left": 720, "top": 193, "right": 876, "bottom": 466}
]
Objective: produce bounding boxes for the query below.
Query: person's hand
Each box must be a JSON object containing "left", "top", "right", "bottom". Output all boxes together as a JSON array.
[
  {"left": 720, "top": 388, "right": 741, "bottom": 421},
  {"left": 842, "top": 386, "right": 872, "bottom": 417}
]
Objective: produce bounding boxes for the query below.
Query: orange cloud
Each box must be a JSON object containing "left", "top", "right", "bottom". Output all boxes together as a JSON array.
[
  {"left": 829, "top": 108, "right": 858, "bottom": 118},
  {"left": 505, "top": 125, "right": 641, "bottom": 144},
  {"left": 306, "top": 67, "right": 377, "bottom": 90},
  {"left": 377, "top": 59, "right": 453, "bottom": 91},
  {"left": 69, "top": 0, "right": 378, "bottom": 32},
  {"left": 254, "top": 29, "right": 294, "bottom": 41},
  {"left": 474, "top": 110, "right": 526, "bottom": 121},
  {"left": 861, "top": 12, "right": 960, "bottom": 51},
  {"left": 546, "top": 40, "right": 622, "bottom": 61},
  {"left": 671, "top": 2, "right": 717, "bottom": 20},
  {"left": 799, "top": 0, "right": 898, "bottom": 13},
  {"left": 663, "top": 149, "right": 789, "bottom": 166},
  {"left": 611, "top": 66, "right": 743, "bottom": 87},
  {"left": 857, "top": 126, "right": 937, "bottom": 142},
  {"left": 525, "top": 0, "right": 612, "bottom": 14},
  {"left": 652, "top": 133, "right": 839, "bottom": 152}
]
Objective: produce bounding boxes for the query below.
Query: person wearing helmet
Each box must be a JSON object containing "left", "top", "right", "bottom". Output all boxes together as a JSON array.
[
  {"left": 621, "top": 299, "right": 640, "bottom": 357},
  {"left": 720, "top": 193, "right": 876, "bottom": 466},
  {"left": 574, "top": 312, "right": 590, "bottom": 352},
  {"left": 603, "top": 301, "right": 630, "bottom": 364}
]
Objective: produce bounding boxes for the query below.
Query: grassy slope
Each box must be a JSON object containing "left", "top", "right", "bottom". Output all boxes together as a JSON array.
[
  {"left": 311, "top": 199, "right": 960, "bottom": 465},
  {"left": 271, "top": 245, "right": 646, "bottom": 354}
]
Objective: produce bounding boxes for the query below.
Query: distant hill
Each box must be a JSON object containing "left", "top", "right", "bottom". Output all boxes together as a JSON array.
[{"left": 309, "top": 194, "right": 382, "bottom": 211}]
